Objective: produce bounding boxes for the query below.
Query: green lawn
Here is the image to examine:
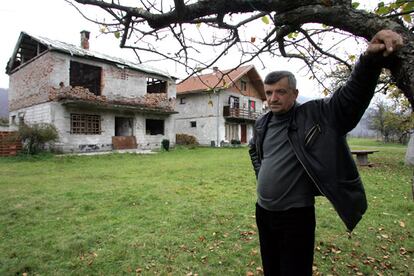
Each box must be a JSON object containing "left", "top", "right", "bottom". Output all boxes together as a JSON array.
[{"left": 0, "top": 140, "right": 413, "bottom": 275}]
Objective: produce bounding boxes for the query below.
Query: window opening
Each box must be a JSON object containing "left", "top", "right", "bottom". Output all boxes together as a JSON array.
[
  {"left": 146, "top": 119, "right": 164, "bottom": 135},
  {"left": 71, "top": 113, "right": 101, "bottom": 134},
  {"left": 147, "top": 77, "right": 167, "bottom": 94},
  {"left": 190, "top": 121, "right": 197, "bottom": 128},
  {"left": 70, "top": 61, "right": 102, "bottom": 96},
  {"left": 115, "top": 117, "right": 133, "bottom": 136},
  {"left": 180, "top": 97, "right": 186, "bottom": 104},
  {"left": 240, "top": 80, "right": 247, "bottom": 91}
]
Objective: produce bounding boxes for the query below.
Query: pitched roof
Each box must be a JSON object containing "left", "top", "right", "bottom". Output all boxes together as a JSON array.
[
  {"left": 6, "top": 31, "right": 173, "bottom": 80},
  {"left": 177, "top": 65, "right": 265, "bottom": 100}
]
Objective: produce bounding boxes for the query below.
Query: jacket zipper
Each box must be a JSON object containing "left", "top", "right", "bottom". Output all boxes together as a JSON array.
[
  {"left": 305, "top": 124, "right": 321, "bottom": 148},
  {"left": 288, "top": 136, "right": 326, "bottom": 197}
]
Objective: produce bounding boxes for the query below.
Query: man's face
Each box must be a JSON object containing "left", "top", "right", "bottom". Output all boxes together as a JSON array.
[{"left": 264, "top": 77, "right": 298, "bottom": 114}]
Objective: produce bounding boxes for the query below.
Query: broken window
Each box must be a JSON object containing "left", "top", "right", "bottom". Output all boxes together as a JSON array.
[
  {"left": 71, "top": 113, "right": 101, "bottom": 134},
  {"left": 190, "top": 121, "right": 197, "bottom": 128},
  {"left": 146, "top": 119, "right": 164, "bottom": 135},
  {"left": 9, "top": 35, "right": 48, "bottom": 72},
  {"left": 147, "top": 77, "right": 167, "bottom": 94},
  {"left": 70, "top": 61, "right": 102, "bottom": 96},
  {"left": 115, "top": 117, "right": 133, "bottom": 136}
]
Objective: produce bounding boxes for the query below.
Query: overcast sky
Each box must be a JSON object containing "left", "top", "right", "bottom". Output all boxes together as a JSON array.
[{"left": 0, "top": 0, "right": 378, "bottom": 99}]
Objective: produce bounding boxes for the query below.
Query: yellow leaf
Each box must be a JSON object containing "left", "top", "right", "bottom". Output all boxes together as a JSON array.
[
  {"left": 402, "top": 14, "right": 412, "bottom": 23},
  {"left": 399, "top": 220, "right": 406, "bottom": 228},
  {"left": 261, "top": 16, "right": 270, "bottom": 24}
]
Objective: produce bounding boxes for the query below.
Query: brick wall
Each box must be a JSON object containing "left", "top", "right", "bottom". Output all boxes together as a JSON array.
[{"left": 0, "top": 131, "right": 22, "bottom": 156}]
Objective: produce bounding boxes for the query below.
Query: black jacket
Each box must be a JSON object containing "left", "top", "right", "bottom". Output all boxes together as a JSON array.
[{"left": 249, "top": 55, "right": 385, "bottom": 231}]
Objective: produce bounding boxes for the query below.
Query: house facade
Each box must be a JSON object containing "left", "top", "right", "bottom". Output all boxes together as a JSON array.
[
  {"left": 176, "top": 66, "right": 266, "bottom": 146},
  {"left": 6, "top": 31, "right": 177, "bottom": 153}
]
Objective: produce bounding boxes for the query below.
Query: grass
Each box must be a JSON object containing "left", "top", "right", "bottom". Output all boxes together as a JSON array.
[{"left": 0, "top": 139, "right": 413, "bottom": 275}]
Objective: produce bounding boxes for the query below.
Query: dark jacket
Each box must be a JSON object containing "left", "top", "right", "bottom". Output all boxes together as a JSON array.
[{"left": 249, "top": 55, "right": 385, "bottom": 232}]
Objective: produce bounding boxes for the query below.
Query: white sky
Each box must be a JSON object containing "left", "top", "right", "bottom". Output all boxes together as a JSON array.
[{"left": 0, "top": 0, "right": 379, "bottom": 99}]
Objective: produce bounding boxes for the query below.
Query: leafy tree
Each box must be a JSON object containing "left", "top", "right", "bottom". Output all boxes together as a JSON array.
[
  {"left": 17, "top": 123, "right": 59, "bottom": 154},
  {"left": 367, "top": 96, "right": 413, "bottom": 143},
  {"left": 68, "top": 0, "right": 414, "bottom": 106}
]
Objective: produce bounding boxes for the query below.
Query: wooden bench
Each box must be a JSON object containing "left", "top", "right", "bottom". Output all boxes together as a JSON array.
[{"left": 351, "top": 150, "right": 379, "bottom": 166}]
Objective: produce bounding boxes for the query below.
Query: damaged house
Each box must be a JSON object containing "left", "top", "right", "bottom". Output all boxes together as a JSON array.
[
  {"left": 6, "top": 31, "right": 177, "bottom": 152},
  {"left": 176, "top": 65, "right": 266, "bottom": 146}
]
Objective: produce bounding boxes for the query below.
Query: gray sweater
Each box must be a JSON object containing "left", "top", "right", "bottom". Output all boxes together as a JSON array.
[{"left": 257, "top": 109, "right": 315, "bottom": 211}]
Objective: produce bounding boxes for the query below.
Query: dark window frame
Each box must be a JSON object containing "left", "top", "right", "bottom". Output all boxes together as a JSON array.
[{"left": 190, "top": 121, "right": 197, "bottom": 128}]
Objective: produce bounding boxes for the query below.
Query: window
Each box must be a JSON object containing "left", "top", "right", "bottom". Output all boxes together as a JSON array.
[
  {"left": 240, "top": 80, "right": 247, "bottom": 91},
  {"left": 71, "top": 114, "right": 101, "bottom": 134},
  {"left": 146, "top": 119, "right": 164, "bottom": 135},
  {"left": 190, "top": 121, "right": 197, "bottom": 128},
  {"left": 228, "top": 96, "right": 240, "bottom": 108},
  {"left": 70, "top": 61, "right": 102, "bottom": 96},
  {"left": 180, "top": 97, "right": 186, "bottom": 104},
  {"left": 147, "top": 78, "right": 167, "bottom": 94}
]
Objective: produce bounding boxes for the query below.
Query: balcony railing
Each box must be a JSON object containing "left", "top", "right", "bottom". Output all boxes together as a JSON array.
[{"left": 223, "top": 106, "right": 261, "bottom": 120}]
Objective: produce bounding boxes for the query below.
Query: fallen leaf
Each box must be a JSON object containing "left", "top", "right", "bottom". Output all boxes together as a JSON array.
[{"left": 399, "top": 221, "right": 406, "bottom": 228}]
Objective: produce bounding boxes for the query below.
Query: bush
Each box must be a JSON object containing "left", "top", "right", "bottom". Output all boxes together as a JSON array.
[
  {"left": 0, "top": 117, "right": 8, "bottom": 126},
  {"left": 161, "top": 139, "right": 170, "bottom": 151},
  {"left": 176, "top": 133, "right": 199, "bottom": 145},
  {"left": 17, "top": 123, "right": 59, "bottom": 155},
  {"left": 230, "top": 139, "right": 241, "bottom": 146}
]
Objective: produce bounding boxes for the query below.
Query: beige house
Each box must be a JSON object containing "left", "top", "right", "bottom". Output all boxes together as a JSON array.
[{"left": 176, "top": 66, "right": 266, "bottom": 146}]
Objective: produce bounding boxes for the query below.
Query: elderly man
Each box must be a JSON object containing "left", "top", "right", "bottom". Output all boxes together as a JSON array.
[{"left": 249, "top": 30, "right": 403, "bottom": 276}]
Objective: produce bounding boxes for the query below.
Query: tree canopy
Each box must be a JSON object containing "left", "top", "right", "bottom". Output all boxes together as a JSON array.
[{"left": 68, "top": 0, "right": 414, "bottom": 107}]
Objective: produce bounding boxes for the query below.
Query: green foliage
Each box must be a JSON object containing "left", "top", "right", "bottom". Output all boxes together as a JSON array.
[
  {"left": 375, "top": 0, "right": 414, "bottom": 23},
  {"left": 0, "top": 117, "right": 8, "bottom": 126},
  {"left": 17, "top": 123, "right": 59, "bottom": 155},
  {"left": 176, "top": 133, "right": 199, "bottom": 146},
  {"left": 161, "top": 138, "right": 170, "bottom": 151},
  {"left": 367, "top": 100, "right": 413, "bottom": 144}
]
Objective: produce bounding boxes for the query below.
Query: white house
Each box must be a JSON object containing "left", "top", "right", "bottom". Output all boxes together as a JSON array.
[
  {"left": 176, "top": 65, "right": 266, "bottom": 146},
  {"left": 5, "top": 31, "right": 177, "bottom": 153}
]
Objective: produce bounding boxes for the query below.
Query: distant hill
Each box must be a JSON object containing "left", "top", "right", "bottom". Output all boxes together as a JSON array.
[{"left": 0, "top": 88, "right": 8, "bottom": 118}]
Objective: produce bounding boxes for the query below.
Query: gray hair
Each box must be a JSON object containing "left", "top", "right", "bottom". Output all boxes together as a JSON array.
[{"left": 264, "top": 71, "right": 297, "bottom": 89}]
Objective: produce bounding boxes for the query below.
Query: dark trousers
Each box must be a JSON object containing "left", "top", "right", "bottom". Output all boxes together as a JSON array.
[{"left": 255, "top": 203, "right": 316, "bottom": 276}]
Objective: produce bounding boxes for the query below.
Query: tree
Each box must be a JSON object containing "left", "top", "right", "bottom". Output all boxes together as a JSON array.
[
  {"left": 367, "top": 96, "right": 413, "bottom": 143},
  {"left": 68, "top": 0, "right": 414, "bottom": 107}
]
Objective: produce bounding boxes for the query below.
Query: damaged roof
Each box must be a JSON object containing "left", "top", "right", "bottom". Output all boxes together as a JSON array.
[
  {"left": 5, "top": 31, "right": 174, "bottom": 80},
  {"left": 177, "top": 65, "right": 265, "bottom": 100}
]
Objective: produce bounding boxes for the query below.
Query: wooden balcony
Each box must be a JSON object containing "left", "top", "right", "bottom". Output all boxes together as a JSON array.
[{"left": 223, "top": 106, "right": 261, "bottom": 121}]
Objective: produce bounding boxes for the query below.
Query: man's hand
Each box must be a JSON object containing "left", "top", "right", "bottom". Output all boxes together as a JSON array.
[{"left": 365, "top": 29, "right": 404, "bottom": 57}]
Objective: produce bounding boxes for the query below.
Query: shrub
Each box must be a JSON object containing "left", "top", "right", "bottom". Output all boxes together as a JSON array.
[
  {"left": 0, "top": 117, "right": 8, "bottom": 126},
  {"left": 17, "top": 123, "right": 59, "bottom": 155},
  {"left": 176, "top": 133, "right": 199, "bottom": 145},
  {"left": 230, "top": 139, "right": 241, "bottom": 146},
  {"left": 161, "top": 139, "right": 170, "bottom": 151}
]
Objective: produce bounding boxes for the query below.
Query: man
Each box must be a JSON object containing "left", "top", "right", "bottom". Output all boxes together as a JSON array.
[{"left": 249, "top": 30, "right": 403, "bottom": 276}]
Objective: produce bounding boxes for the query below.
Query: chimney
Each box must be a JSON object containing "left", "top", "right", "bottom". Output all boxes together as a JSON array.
[{"left": 80, "top": 30, "right": 90, "bottom": 50}]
